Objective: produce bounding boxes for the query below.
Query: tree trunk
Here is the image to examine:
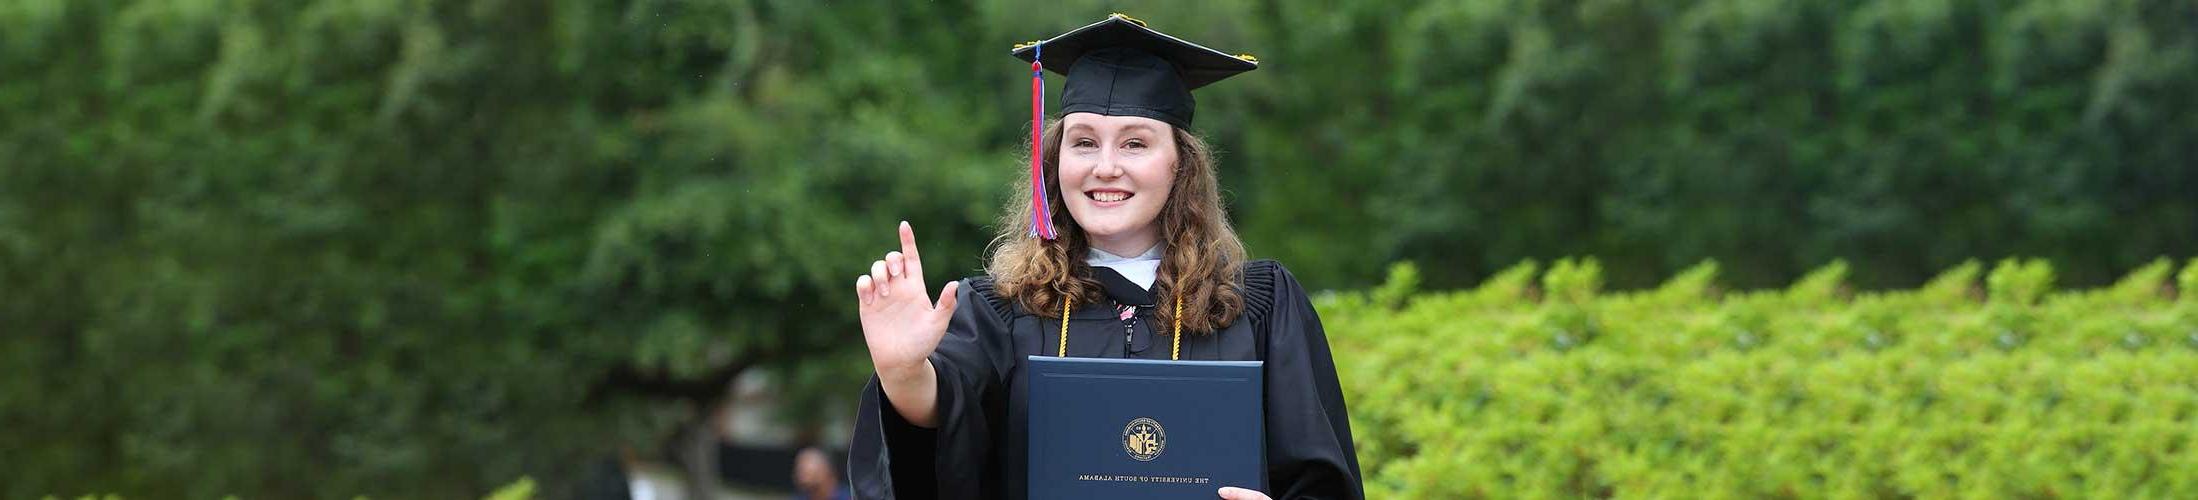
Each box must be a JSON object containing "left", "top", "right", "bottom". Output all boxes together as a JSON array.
[{"left": 677, "top": 413, "right": 724, "bottom": 500}]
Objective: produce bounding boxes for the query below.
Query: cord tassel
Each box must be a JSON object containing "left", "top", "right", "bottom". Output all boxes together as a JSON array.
[{"left": 1028, "top": 42, "right": 1057, "bottom": 240}]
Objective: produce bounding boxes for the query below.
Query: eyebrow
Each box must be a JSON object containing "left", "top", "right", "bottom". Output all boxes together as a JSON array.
[{"left": 1064, "top": 122, "right": 1157, "bottom": 135}]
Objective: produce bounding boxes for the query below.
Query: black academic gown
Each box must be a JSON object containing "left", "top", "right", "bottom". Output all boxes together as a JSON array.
[{"left": 848, "top": 260, "right": 1364, "bottom": 500}]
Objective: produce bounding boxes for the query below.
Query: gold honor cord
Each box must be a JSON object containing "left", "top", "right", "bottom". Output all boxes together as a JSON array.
[
  {"left": 1170, "top": 292, "right": 1182, "bottom": 360},
  {"left": 1056, "top": 293, "right": 1184, "bottom": 360},
  {"left": 1057, "top": 296, "right": 1072, "bottom": 357}
]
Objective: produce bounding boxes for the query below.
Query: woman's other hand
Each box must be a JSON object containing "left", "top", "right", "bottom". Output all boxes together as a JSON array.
[{"left": 1217, "top": 486, "right": 1272, "bottom": 500}]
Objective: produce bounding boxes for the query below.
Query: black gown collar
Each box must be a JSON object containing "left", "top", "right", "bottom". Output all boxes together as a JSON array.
[{"left": 1089, "top": 266, "right": 1155, "bottom": 307}]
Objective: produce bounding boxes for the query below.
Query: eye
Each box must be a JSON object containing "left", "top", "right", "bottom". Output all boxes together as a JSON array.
[
  {"left": 1072, "top": 138, "right": 1097, "bottom": 148},
  {"left": 1123, "top": 139, "right": 1146, "bottom": 150}
]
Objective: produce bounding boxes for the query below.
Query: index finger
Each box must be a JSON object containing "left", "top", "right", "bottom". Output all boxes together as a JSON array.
[{"left": 898, "top": 221, "right": 924, "bottom": 274}]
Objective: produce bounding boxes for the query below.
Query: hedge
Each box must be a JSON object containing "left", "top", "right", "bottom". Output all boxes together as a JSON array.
[{"left": 1325, "top": 258, "right": 2198, "bottom": 498}]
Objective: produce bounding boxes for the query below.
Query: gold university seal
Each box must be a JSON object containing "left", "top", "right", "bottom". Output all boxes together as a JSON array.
[{"left": 1121, "top": 417, "right": 1167, "bottom": 461}]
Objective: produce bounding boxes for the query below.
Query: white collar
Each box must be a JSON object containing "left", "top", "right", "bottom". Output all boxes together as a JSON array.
[{"left": 1086, "top": 244, "right": 1164, "bottom": 290}]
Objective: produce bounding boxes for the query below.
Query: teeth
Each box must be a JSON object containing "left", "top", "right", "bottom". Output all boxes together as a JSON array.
[{"left": 1092, "top": 191, "right": 1129, "bottom": 202}]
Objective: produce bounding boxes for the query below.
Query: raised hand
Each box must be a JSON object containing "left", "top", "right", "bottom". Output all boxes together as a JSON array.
[{"left": 854, "top": 221, "right": 961, "bottom": 384}]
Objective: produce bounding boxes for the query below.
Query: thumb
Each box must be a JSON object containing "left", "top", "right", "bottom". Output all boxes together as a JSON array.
[
  {"left": 931, "top": 280, "right": 961, "bottom": 322},
  {"left": 1216, "top": 486, "right": 1268, "bottom": 500}
]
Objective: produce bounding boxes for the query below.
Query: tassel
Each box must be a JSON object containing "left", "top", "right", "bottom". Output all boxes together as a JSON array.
[{"left": 1028, "top": 42, "right": 1058, "bottom": 240}]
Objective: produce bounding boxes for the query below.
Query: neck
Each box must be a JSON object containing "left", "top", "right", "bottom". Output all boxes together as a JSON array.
[{"left": 1087, "top": 230, "right": 1159, "bottom": 259}]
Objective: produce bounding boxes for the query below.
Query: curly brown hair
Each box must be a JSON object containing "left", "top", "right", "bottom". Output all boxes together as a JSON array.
[{"left": 984, "top": 118, "right": 1247, "bottom": 334}]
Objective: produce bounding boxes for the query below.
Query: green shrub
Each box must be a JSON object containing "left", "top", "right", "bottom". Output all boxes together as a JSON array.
[{"left": 1327, "top": 259, "right": 2198, "bottom": 498}]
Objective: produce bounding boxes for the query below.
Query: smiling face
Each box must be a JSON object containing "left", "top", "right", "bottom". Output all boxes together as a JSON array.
[
  {"left": 989, "top": 115, "right": 1246, "bottom": 334},
  {"left": 1059, "top": 112, "right": 1178, "bottom": 257}
]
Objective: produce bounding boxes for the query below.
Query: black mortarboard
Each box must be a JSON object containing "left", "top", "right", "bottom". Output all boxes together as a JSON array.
[{"left": 1011, "top": 14, "right": 1259, "bottom": 130}]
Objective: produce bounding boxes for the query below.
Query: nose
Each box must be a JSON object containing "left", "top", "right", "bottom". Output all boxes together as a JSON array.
[{"left": 1096, "top": 148, "right": 1126, "bottom": 179}]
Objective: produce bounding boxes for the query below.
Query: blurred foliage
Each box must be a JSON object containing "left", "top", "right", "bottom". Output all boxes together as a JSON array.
[
  {"left": 484, "top": 477, "right": 537, "bottom": 500},
  {"left": 1326, "top": 258, "right": 2198, "bottom": 498},
  {"left": 0, "top": 0, "right": 2193, "bottom": 496}
]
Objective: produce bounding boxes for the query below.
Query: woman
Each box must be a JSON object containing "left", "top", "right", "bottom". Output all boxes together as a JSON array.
[{"left": 845, "top": 15, "right": 1362, "bottom": 500}]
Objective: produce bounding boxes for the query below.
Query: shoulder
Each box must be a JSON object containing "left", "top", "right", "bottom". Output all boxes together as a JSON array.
[
  {"left": 1240, "top": 259, "right": 1299, "bottom": 285},
  {"left": 1239, "top": 259, "right": 1306, "bottom": 325},
  {"left": 1240, "top": 258, "right": 1306, "bottom": 294},
  {"left": 957, "top": 274, "right": 1020, "bottom": 322}
]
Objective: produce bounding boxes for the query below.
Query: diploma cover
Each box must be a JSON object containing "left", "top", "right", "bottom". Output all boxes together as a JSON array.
[{"left": 1026, "top": 356, "right": 1265, "bottom": 499}]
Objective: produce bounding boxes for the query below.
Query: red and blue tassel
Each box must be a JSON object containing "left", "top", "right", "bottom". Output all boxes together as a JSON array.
[{"left": 1028, "top": 42, "right": 1058, "bottom": 240}]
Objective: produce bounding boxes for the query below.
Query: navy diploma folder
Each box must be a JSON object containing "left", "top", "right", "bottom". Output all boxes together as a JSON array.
[{"left": 1026, "top": 356, "right": 1265, "bottom": 499}]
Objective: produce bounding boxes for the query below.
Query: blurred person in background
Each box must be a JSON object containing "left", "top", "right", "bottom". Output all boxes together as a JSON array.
[{"left": 793, "top": 447, "right": 850, "bottom": 500}]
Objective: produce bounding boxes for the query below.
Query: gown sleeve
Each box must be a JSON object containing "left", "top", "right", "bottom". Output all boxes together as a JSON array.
[
  {"left": 848, "top": 278, "right": 1015, "bottom": 500},
  {"left": 1257, "top": 263, "right": 1367, "bottom": 500}
]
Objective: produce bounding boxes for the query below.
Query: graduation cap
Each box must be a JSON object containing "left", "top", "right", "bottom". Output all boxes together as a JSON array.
[{"left": 1011, "top": 13, "right": 1259, "bottom": 239}]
